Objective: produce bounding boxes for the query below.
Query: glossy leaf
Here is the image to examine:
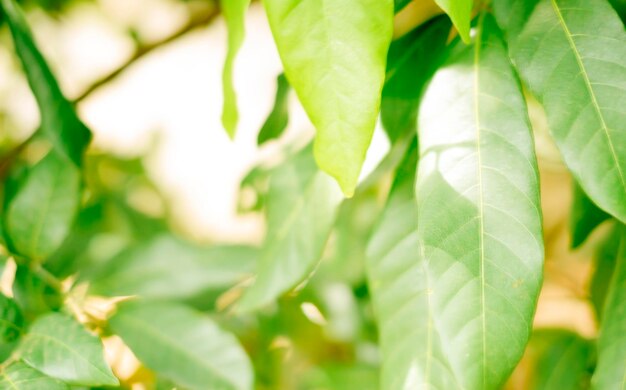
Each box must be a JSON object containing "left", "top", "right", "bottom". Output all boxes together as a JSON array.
[
  {"left": 505, "top": 0, "right": 626, "bottom": 224},
  {"left": 263, "top": 0, "right": 393, "bottom": 196},
  {"left": 570, "top": 182, "right": 610, "bottom": 248},
  {"left": 3, "top": 151, "right": 81, "bottom": 261},
  {"left": 258, "top": 73, "right": 290, "bottom": 145},
  {"left": 0, "top": 0, "right": 91, "bottom": 165},
  {"left": 434, "top": 0, "right": 473, "bottom": 43},
  {"left": 0, "top": 362, "right": 68, "bottom": 390},
  {"left": 17, "top": 313, "right": 118, "bottom": 386},
  {"left": 415, "top": 15, "right": 543, "bottom": 388},
  {"left": 88, "top": 235, "right": 257, "bottom": 299},
  {"left": 592, "top": 225, "right": 626, "bottom": 389},
  {"left": 381, "top": 16, "right": 451, "bottom": 141},
  {"left": 222, "top": 0, "right": 251, "bottom": 138},
  {"left": 237, "top": 145, "right": 342, "bottom": 312},
  {"left": 109, "top": 301, "right": 253, "bottom": 390}
]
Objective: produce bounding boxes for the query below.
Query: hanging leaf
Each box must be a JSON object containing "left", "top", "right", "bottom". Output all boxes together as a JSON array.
[
  {"left": 109, "top": 300, "right": 253, "bottom": 390},
  {"left": 592, "top": 225, "right": 626, "bottom": 389},
  {"left": 258, "top": 73, "right": 290, "bottom": 145},
  {"left": 263, "top": 0, "right": 393, "bottom": 196},
  {"left": 237, "top": 145, "right": 342, "bottom": 312},
  {"left": 221, "top": 0, "right": 251, "bottom": 138},
  {"left": 381, "top": 16, "right": 451, "bottom": 142},
  {"left": 17, "top": 313, "right": 118, "bottom": 386},
  {"left": 433, "top": 0, "right": 473, "bottom": 43},
  {"left": 0, "top": 0, "right": 91, "bottom": 165},
  {"left": 0, "top": 362, "right": 68, "bottom": 390},
  {"left": 504, "top": 0, "right": 626, "bottom": 224},
  {"left": 570, "top": 182, "right": 611, "bottom": 248}
]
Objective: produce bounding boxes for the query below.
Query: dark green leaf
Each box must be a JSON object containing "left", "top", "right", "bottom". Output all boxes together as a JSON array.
[
  {"left": 0, "top": 0, "right": 91, "bottom": 165},
  {"left": 0, "top": 294, "right": 23, "bottom": 361},
  {"left": 570, "top": 182, "right": 611, "bottom": 248},
  {"left": 0, "top": 362, "right": 68, "bottom": 390},
  {"left": 505, "top": 0, "right": 626, "bottom": 224},
  {"left": 381, "top": 16, "right": 451, "bottom": 142},
  {"left": 12, "top": 265, "right": 62, "bottom": 320},
  {"left": 87, "top": 235, "right": 257, "bottom": 299},
  {"left": 590, "top": 224, "right": 620, "bottom": 320},
  {"left": 258, "top": 73, "right": 290, "bottom": 145},
  {"left": 17, "top": 313, "right": 118, "bottom": 386},
  {"left": 394, "top": 0, "right": 413, "bottom": 13},
  {"left": 109, "top": 301, "right": 253, "bottom": 390}
]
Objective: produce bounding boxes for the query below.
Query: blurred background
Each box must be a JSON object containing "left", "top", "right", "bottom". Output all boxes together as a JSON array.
[{"left": 0, "top": 0, "right": 613, "bottom": 388}]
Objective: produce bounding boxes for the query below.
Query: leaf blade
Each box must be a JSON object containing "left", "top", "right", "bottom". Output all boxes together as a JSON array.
[
  {"left": 433, "top": 0, "right": 473, "bottom": 43},
  {"left": 0, "top": 362, "right": 68, "bottom": 390}
]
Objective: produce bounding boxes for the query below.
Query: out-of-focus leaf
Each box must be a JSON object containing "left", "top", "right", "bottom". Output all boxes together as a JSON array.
[
  {"left": 433, "top": 0, "right": 472, "bottom": 43},
  {"left": 300, "top": 363, "right": 379, "bottom": 390},
  {"left": 381, "top": 16, "right": 450, "bottom": 141},
  {"left": 109, "top": 301, "right": 253, "bottom": 390},
  {"left": 237, "top": 145, "right": 342, "bottom": 312},
  {"left": 87, "top": 234, "right": 257, "bottom": 299},
  {"left": 221, "top": 0, "right": 251, "bottom": 138},
  {"left": 394, "top": 0, "right": 413, "bottom": 13},
  {"left": 263, "top": 0, "right": 393, "bottom": 196},
  {"left": 0, "top": 294, "right": 23, "bottom": 360},
  {"left": 526, "top": 329, "right": 593, "bottom": 390},
  {"left": 258, "top": 73, "right": 290, "bottom": 145},
  {"left": 0, "top": 362, "right": 68, "bottom": 390},
  {"left": 238, "top": 165, "right": 273, "bottom": 214},
  {"left": 504, "top": 0, "right": 626, "bottom": 224},
  {"left": 592, "top": 225, "right": 626, "bottom": 389},
  {"left": 12, "top": 265, "right": 62, "bottom": 320},
  {"left": 590, "top": 224, "right": 619, "bottom": 320},
  {"left": 570, "top": 182, "right": 611, "bottom": 248},
  {"left": 0, "top": 0, "right": 91, "bottom": 165},
  {"left": 609, "top": 0, "right": 626, "bottom": 22},
  {"left": 3, "top": 151, "right": 80, "bottom": 261},
  {"left": 17, "top": 313, "right": 118, "bottom": 386},
  {"left": 492, "top": 0, "right": 540, "bottom": 38}
]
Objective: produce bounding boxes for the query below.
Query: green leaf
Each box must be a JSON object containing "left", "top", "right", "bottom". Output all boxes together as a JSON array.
[
  {"left": 87, "top": 234, "right": 257, "bottom": 299},
  {"left": 504, "top": 0, "right": 626, "bottom": 224},
  {"left": 257, "top": 73, "right": 290, "bottom": 145},
  {"left": 590, "top": 224, "right": 620, "bottom": 319},
  {"left": 417, "top": 14, "right": 542, "bottom": 388},
  {"left": 0, "top": 0, "right": 91, "bottom": 165},
  {"left": 433, "top": 0, "right": 473, "bottom": 43},
  {"left": 12, "top": 265, "right": 62, "bottom": 321},
  {"left": 592, "top": 225, "right": 626, "bottom": 389},
  {"left": 527, "top": 329, "right": 593, "bottom": 390},
  {"left": 0, "top": 362, "right": 68, "bottom": 390},
  {"left": 109, "top": 301, "right": 253, "bottom": 390},
  {"left": 570, "top": 182, "right": 611, "bottom": 248},
  {"left": 394, "top": 0, "right": 413, "bottom": 13},
  {"left": 221, "top": 0, "right": 251, "bottom": 138},
  {"left": 17, "top": 313, "right": 118, "bottom": 386},
  {"left": 301, "top": 363, "right": 379, "bottom": 390},
  {"left": 3, "top": 151, "right": 81, "bottom": 261},
  {"left": 381, "top": 16, "right": 451, "bottom": 142},
  {"left": 237, "top": 145, "right": 342, "bottom": 312},
  {"left": 263, "top": 0, "right": 393, "bottom": 196},
  {"left": 0, "top": 294, "right": 23, "bottom": 361}
]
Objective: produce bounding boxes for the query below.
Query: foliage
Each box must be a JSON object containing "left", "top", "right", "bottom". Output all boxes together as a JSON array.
[{"left": 0, "top": 0, "right": 625, "bottom": 388}]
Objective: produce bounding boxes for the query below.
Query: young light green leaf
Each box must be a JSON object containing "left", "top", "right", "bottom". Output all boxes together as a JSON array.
[
  {"left": 382, "top": 16, "right": 451, "bottom": 142},
  {"left": 3, "top": 151, "right": 81, "bottom": 261},
  {"left": 570, "top": 182, "right": 610, "bottom": 248},
  {"left": 415, "top": 15, "right": 543, "bottom": 388},
  {"left": 0, "top": 362, "right": 68, "bottom": 390},
  {"left": 87, "top": 234, "right": 257, "bottom": 299},
  {"left": 17, "top": 313, "right": 118, "bottom": 386},
  {"left": 527, "top": 330, "right": 593, "bottom": 390},
  {"left": 263, "top": 0, "right": 393, "bottom": 196},
  {"left": 237, "top": 145, "right": 342, "bottom": 312},
  {"left": 433, "top": 0, "right": 473, "bottom": 43},
  {"left": 504, "top": 0, "right": 626, "bottom": 224},
  {"left": 221, "top": 0, "right": 251, "bottom": 138},
  {"left": 109, "top": 301, "right": 253, "bottom": 390},
  {"left": 592, "top": 225, "right": 626, "bottom": 389},
  {"left": 0, "top": 0, "right": 91, "bottom": 165},
  {"left": 258, "top": 73, "right": 290, "bottom": 145}
]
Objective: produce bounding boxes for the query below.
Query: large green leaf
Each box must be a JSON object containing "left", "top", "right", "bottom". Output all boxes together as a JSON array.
[
  {"left": 236, "top": 146, "right": 342, "bottom": 312},
  {"left": 257, "top": 73, "right": 290, "bottom": 145},
  {"left": 88, "top": 234, "right": 257, "bottom": 299},
  {"left": 570, "top": 182, "right": 611, "bottom": 248},
  {"left": 433, "top": 0, "right": 473, "bottom": 43},
  {"left": 503, "top": 0, "right": 626, "bottom": 224},
  {"left": 109, "top": 301, "right": 253, "bottom": 390},
  {"left": 0, "top": 362, "right": 67, "bottom": 390},
  {"left": 17, "top": 313, "right": 118, "bottom": 386},
  {"left": 527, "top": 329, "right": 593, "bottom": 390},
  {"left": 221, "top": 0, "right": 251, "bottom": 138},
  {"left": 381, "top": 16, "right": 451, "bottom": 142},
  {"left": 0, "top": 0, "right": 91, "bottom": 165},
  {"left": 415, "top": 15, "right": 543, "bottom": 388},
  {"left": 3, "top": 151, "right": 81, "bottom": 261},
  {"left": 592, "top": 225, "right": 626, "bottom": 389},
  {"left": 263, "top": 0, "right": 393, "bottom": 196}
]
